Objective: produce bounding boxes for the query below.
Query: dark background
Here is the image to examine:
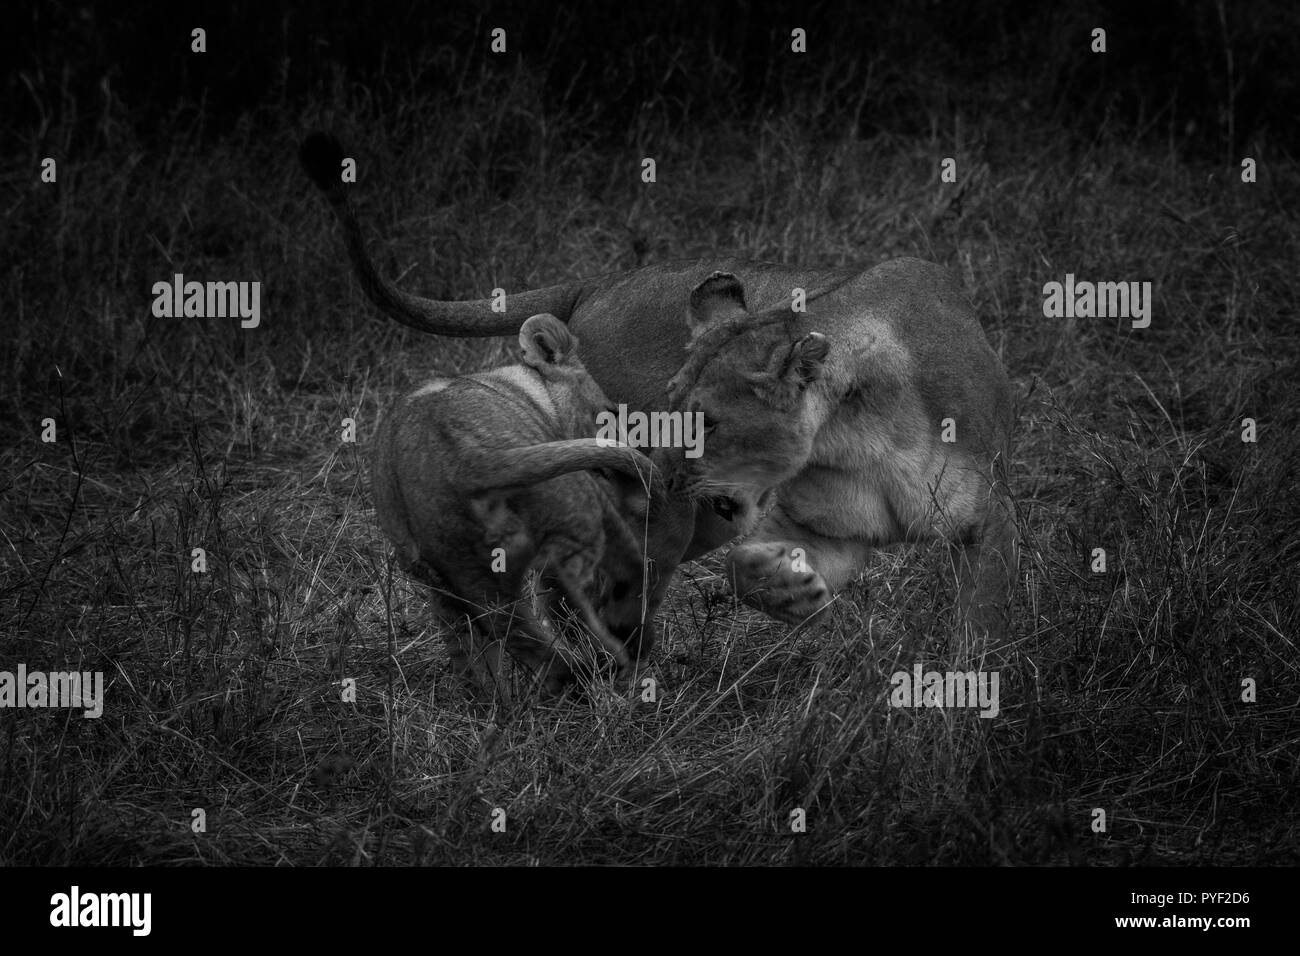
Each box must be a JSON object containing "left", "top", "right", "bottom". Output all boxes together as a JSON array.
[{"left": 9, "top": 0, "right": 1299, "bottom": 158}]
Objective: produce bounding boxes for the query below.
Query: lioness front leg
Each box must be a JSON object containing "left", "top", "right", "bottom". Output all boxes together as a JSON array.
[
  {"left": 950, "top": 489, "right": 1018, "bottom": 648},
  {"left": 725, "top": 507, "right": 873, "bottom": 625}
]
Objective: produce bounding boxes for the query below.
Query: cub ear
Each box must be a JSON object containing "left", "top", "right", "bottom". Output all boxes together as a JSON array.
[
  {"left": 519, "top": 313, "right": 577, "bottom": 369},
  {"left": 780, "top": 332, "right": 830, "bottom": 389},
  {"left": 688, "top": 272, "right": 748, "bottom": 336}
]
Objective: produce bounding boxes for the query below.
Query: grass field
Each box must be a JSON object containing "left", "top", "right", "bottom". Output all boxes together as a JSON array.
[{"left": 3, "top": 15, "right": 1299, "bottom": 864}]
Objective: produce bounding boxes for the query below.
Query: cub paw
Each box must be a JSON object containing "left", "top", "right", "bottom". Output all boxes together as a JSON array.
[{"left": 726, "top": 541, "right": 834, "bottom": 625}]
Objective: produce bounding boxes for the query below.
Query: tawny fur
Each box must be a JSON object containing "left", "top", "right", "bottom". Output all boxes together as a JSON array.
[
  {"left": 371, "top": 313, "right": 659, "bottom": 700},
  {"left": 304, "top": 132, "right": 1017, "bottom": 651}
]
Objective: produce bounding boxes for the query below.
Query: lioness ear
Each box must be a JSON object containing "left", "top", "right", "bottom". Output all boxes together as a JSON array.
[
  {"left": 519, "top": 313, "right": 576, "bottom": 368},
  {"left": 688, "top": 272, "right": 748, "bottom": 335},
  {"left": 780, "top": 332, "right": 830, "bottom": 389}
]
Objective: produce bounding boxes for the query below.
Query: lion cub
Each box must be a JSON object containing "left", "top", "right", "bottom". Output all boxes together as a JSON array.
[{"left": 372, "top": 313, "right": 655, "bottom": 699}]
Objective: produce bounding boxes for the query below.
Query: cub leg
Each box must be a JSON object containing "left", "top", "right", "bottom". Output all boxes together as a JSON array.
[
  {"left": 543, "top": 550, "right": 634, "bottom": 680},
  {"left": 459, "top": 615, "right": 508, "bottom": 702},
  {"left": 422, "top": 589, "right": 508, "bottom": 702},
  {"left": 601, "top": 566, "right": 675, "bottom": 663},
  {"left": 535, "top": 573, "right": 625, "bottom": 667},
  {"left": 405, "top": 559, "right": 478, "bottom": 690},
  {"left": 450, "top": 563, "right": 581, "bottom": 700},
  {"left": 557, "top": 576, "right": 633, "bottom": 682},
  {"left": 482, "top": 597, "right": 580, "bottom": 699}
]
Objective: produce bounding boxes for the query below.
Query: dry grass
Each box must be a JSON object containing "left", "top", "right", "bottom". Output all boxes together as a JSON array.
[{"left": 2, "top": 52, "right": 1299, "bottom": 865}]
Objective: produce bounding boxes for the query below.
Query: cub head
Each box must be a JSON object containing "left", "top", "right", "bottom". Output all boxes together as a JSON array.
[
  {"left": 665, "top": 272, "right": 831, "bottom": 501},
  {"left": 518, "top": 313, "right": 616, "bottom": 433}
]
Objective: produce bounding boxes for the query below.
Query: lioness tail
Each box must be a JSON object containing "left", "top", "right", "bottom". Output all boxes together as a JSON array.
[{"left": 299, "top": 131, "right": 580, "bottom": 336}]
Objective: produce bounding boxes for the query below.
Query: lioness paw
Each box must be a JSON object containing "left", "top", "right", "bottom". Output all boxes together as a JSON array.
[{"left": 725, "top": 541, "right": 834, "bottom": 625}]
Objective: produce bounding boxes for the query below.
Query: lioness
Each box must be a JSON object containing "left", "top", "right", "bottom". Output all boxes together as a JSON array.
[
  {"left": 301, "top": 133, "right": 1016, "bottom": 651},
  {"left": 372, "top": 311, "right": 658, "bottom": 698}
]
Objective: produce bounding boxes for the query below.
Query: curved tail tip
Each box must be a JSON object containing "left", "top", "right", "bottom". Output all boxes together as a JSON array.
[{"left": 299, "top": 131, "right": 347, "bottom": 192}]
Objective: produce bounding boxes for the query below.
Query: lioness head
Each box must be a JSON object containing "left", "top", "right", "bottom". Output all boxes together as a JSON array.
[{"left": 664, "top": 272, "right": 831, "bottom": 502}]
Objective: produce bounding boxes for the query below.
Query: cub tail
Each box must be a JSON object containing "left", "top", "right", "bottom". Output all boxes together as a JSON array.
[{"left": 463, "top": 438, "right": 660, "bottom": 495}]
